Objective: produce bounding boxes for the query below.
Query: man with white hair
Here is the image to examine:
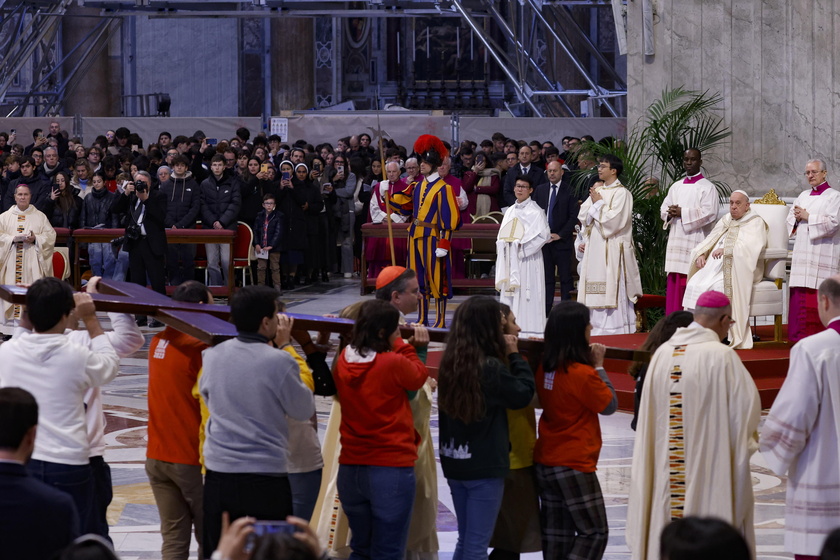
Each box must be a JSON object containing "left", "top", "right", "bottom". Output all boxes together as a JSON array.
[
  {"left": 366, "top": 161, "right": 410, "bottom": 275},
  {"left": 403, "top": 157, "right": 421, "bottom": 184},
  {"left": 683, "top": 190, "right": 768, "bottom": 349},
  {"left": 786, "top": 158, "right": 840, "bottom": 342},
  {"left": 41, "top": 146, "right": 65, "bottom": 181}
]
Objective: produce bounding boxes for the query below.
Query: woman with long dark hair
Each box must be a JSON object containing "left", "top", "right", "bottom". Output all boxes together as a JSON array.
[
  {"left": 438, "top": 295, "right": 535, "bottom": 560},
  {"left": 334, "top": 299, "right": 428, "bottom": 560},
  {"left": 46, "top": 170, "right": 82, "bottom": 229},
  {"left": 534, "top": 301, "right": 617, "bottom": 560}
]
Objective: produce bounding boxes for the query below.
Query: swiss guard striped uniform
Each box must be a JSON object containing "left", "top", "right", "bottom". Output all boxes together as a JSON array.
[{"left": 396, "top": 171, "right": 461, "bottom": 327}]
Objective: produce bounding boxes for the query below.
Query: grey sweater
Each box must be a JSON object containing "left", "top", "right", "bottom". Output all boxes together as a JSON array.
[{"left": 200, "top": 338, "right": 315, "bottom": 474}]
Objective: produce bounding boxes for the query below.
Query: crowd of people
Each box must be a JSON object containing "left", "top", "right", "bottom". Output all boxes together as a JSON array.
[
  {"left": 2, "top": 120, "right": 840, "bottom": 560},
  {"left": 0, "top": 123, "right": 592, "bottom": 300}
]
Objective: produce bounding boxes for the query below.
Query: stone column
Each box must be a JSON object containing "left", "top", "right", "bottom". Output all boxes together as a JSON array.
[
  {"left": 61, "top": 5, "right": 117, "bottom": 117},
  {"left": 271, "top": 18, "right": 315, "bottom": 112}
]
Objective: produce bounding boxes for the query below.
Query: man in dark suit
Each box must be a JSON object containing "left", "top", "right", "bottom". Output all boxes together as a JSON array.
[
  {"left": 502, "top": 145, "right": 545, "bottom": 207},
  {"left": 533, "top": 161, "right": 579, "bottom": 314},
  {"left": 111, "top": 171, "right": 168, "bottom": 326},
  {"left": 0, "top": 387, "right": 80, "bottom": 560}
]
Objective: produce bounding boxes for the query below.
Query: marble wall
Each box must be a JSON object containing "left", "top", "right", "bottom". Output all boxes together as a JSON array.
[{"left": 626, "top": 0, "right": 840, "bottom": 197}]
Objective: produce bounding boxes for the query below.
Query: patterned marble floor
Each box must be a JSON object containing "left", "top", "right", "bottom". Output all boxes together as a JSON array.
[{"left": 99, "top": 278, "right": 792, "bottom": 560}]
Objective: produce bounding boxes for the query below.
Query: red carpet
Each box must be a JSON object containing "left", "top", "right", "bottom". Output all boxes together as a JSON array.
[
  {"left": 426, "top": 325, "right": 791, "bottom": 411},
  {"left": 596, "top": 324, "right": 791, "bottom": 411}
]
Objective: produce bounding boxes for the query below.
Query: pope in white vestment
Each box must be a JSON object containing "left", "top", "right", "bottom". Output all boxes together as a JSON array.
[
  {"left": 0, "top": 184, "right": 56, "bottom": 324},
  {"left": 760, "top": 275, "right": 840, "bottom": 557},
  {"left": 577, "top": 177, "right": 643, "bottom": 335},
  {"left": 683, "top": 191, "right": 767, "bottom": 349},
  {"left": 627, "top": 291, "right": 761, "bottom": 560},
  {"left": 496, "top": 182, "right": 551, "bottom": 338}
]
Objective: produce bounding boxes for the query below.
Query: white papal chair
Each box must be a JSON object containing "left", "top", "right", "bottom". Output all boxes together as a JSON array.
[{"left": 748, "top": 190, "right": 789, "bottom": 343}]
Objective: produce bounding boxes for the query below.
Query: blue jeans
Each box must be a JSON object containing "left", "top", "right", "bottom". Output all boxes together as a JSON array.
[
  {"left": 448, "top": 477, "right": 506, "bottom": 560},
  {"left": 88, "top": 243, "right": 116, "bottom": 278},
  {"left": 112, "top": 248, "right": 130, "bottom": 281},
  {"left": 27, "top": 459, "right": 95, "bottom": 534},
  {"left": 337, "top": 465, "right": 415, "bottom": 560},
  {"left": 205, "top": 243, "right": 230, "bottom": 286},
  {"left": 289, "top": 468, "right": 323, "bottom": 523}
]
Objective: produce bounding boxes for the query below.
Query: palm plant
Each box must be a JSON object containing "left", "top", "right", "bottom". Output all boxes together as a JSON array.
[{"left": 570, "top": 87, "right": 732, "bottom": 308}]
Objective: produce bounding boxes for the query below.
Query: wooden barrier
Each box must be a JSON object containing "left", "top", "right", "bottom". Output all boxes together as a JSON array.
[
  {"left": 69, "top": 228, "right": 236, "bottom": 295},
  {"left": 360, "top": 222, "right": 501, "bottom": 295}
]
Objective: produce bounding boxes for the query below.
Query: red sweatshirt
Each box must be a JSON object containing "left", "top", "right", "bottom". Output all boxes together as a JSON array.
[{"left": 335, "top": 338, "right": 427, "bottom": 467}]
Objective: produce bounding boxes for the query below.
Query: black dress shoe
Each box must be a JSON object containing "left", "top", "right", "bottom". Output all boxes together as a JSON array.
[
  {"left": 136, "top": 317, "right": 148, "bottom": 327},
  {"left": 148, "top": 319, "right": 164, "bottom": 328}
]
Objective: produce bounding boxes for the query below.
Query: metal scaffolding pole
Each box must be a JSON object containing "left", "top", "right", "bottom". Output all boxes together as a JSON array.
[
  {"left": 522, "top": 0, "right": 619, "bottom": 117},
  {"left": 450, "top": 0, "right": 543, "bottom": 117},
  {"left": 481, "top": 0, "right": 575, "bottom": 117}
]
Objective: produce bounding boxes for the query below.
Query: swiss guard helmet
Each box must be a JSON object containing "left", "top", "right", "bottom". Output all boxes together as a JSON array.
[{"left": 413, "top": 134, "right": 448, "bottom": 171}]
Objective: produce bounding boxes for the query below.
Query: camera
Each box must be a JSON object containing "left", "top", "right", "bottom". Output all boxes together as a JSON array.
[{"left": 134, "top": 181, "right": 148, "bottom": 193}]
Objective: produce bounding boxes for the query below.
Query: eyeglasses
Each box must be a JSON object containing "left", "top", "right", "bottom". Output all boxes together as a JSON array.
[{"left": 804, "top": 170, "right": 825, "bottom": 176}]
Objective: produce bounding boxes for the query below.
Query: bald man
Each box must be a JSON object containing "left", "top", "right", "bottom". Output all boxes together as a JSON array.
[{"left": 683, "top": 191, "right": 768, "bottom": 349}]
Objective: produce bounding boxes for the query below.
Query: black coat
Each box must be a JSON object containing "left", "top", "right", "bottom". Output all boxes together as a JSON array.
[
  {"left": 111, "top": 188, "right": 168, "bottom": 257},
  {"left": 253, "top": 209, "right": 283, "bottom": 253},
  {"left": 2, "top": 172, "right": 52, "bottom": 214},
  {"left": 81, "top": 187, "right": 119, "bottom": 228},
  {"left": 200, "top": 170, "right": 242, "bottom": 230},
  {"left": 161, "top": 173, "right": 200, "bottom": 228},
  {"left": 278, "top": 182, "right": 309, "bottom": 253},
  {"left": 45, "top": 188, "right": 83, "bottom": 229}
]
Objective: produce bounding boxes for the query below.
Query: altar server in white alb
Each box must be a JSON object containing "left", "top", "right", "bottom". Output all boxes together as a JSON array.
[
  {"left": 760, "top": 274, "right": 840, "bottom": 559},
  {"left": 576, "top": 154, "right": 642, "bottom": 335},
  {"left": 786, "top": 158, "right": 840, "bottom": 342},
  {"left": 660, "top": 148, "right": 720, "bottom": 314},
  {"left": 627, "top": 290, "right": 760, "bottom": 560},
  {"left": 682, "top": 190, "right": 767, "bottom": 349},
  {"left": 495, "top": 175, "right": 551, "bottom": 337}
]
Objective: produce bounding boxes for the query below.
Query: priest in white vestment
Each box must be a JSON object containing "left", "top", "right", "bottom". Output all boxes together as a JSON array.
[
  {"left": 627, "top": 291, "right": 760, "bottom": 560},
  {"left": 0, "top": 183, "right": 56, "bottom": 325},
  {"left": 495, "top": 176, "right": 551, "bottom": 337},
  {"left": 660, "top": 148, "right": 720, "bottom": 314},
  {"left": 786, "top": 159, "right": 840, "bottom": 342},
  {"left": 576, "top": 155, "right": 642, "bottom": 335},
  {"left": 683, "top": 190, "right": 767, "bottom": 349},
  {"left": 760, "top": 274, "right": 840, "bottom": 558}
]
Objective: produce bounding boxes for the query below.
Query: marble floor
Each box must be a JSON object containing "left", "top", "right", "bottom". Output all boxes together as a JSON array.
[{"left": 99, "top": 278, "right": 792, "bottom": 560}]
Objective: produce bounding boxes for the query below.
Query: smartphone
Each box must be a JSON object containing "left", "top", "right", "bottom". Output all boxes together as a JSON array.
[
  {"left": 261, "top": 163, "right": 270, "bottom": 174},
  {"left": 337, "top": 165, "right": 345, "bottom": 175},
  {"left": 313, "top": 161, "right": 321, "bottom": 172},
  {"left": 281, "top": 171, "right": 291, "bottom": 181},
  {"left": 38, "top": 131, "right": 45, "bottom": 138},
  {"left": 475, "top": 153, "right": 486, "bottom": 165},
  {"left": 206, "top": 138, "right": 218, "bottom": 146},
  {"left": 131, "top": 145, "right": 139, "bottom": 152},
  {"left": 10, "top": 129, "right": 15, "bottom": 135},
  {"left": 252, "top": 520, "right": 296, "bottom": 536},
  {"left": 322, "top": 182, "right": 332, "bottom": 194}
]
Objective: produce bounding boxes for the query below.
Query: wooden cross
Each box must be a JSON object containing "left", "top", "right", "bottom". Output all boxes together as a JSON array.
[{"left": 0, "top": 279, "right": 650, "bottom": 363}]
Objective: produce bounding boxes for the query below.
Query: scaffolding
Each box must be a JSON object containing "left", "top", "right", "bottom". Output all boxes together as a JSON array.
[{"left": 0, "top": 0, "right": 626, "bottom": 117}]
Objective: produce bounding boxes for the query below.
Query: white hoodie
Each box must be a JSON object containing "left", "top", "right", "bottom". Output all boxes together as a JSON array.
[{"left": 0, "top": 331, "right": 119, "bottom": 465}]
